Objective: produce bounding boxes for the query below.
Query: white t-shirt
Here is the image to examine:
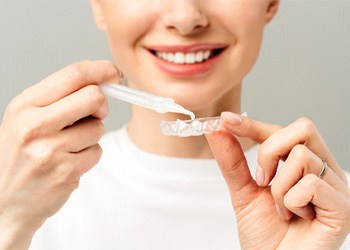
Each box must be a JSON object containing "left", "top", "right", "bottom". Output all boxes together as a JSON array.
[{"left": 30, "top": 126, "right": 350, "bottom": 250}]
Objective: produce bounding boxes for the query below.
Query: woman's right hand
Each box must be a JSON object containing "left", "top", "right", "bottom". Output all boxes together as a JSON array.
[{"left": 0, "top": 60, "right": 118, "bottom": 249}]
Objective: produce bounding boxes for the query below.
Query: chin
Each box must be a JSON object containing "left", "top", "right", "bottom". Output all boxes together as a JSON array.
[{"left": 127, "top": 69, "right": 240, "bottom": 114}]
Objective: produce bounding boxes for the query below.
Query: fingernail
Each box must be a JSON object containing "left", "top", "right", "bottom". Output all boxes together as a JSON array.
[
  {"left": 221, "top": 112, "right": 243, "bottom": 126},
  {"left": 113, "top": 65, "right": 126, "bottom": 84},
  {"left": 275, "top": 203, "right": 286, "bottom": 220},
  {"left": 255, "top": 164, "right": 265, "bottom": 186}
]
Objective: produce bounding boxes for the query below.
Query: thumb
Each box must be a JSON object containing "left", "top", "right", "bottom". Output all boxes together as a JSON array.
[{"left": 205, "top": 130, "right": 258, "bottom": 209}]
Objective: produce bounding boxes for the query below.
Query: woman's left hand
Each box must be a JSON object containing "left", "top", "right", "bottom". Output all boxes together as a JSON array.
[{"left": 206, "top": 112, "right": 350, "bottom": 250}]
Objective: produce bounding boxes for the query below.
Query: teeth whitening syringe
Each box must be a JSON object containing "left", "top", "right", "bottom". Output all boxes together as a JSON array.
[{"left": 101, "top": 83, "right": 195, "bottom": 120}]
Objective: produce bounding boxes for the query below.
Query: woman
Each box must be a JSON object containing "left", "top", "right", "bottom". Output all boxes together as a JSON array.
[{"left": 0, "top": 0, "right": 349, "bottom": 249}]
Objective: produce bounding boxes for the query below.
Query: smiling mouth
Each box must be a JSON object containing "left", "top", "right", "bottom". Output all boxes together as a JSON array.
[{"left": 149, "top": 48, "right": 225, "bottom": 65}]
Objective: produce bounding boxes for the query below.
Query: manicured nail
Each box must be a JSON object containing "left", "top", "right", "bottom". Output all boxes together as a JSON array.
[
  {"left": 275, "top": 203, "right": 286, "bottom": 220},
  {"left": 221, "top": 112, "right": 243, "bottom": 126},
  {"left": 255, "top": 164, "right": 265, "bottom": 186}
]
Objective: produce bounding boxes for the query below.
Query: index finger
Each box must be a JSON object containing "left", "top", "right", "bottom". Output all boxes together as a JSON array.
[
  {"left": 21, "top": 60, "right": 119, "bottom": 107},
  {"left": 221, "top": 112, "right": 282, "bottom": 143}
]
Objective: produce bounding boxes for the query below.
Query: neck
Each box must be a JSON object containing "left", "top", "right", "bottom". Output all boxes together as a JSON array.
[{"left": 127, "top": 83, "right": 254, "bottom": 158}]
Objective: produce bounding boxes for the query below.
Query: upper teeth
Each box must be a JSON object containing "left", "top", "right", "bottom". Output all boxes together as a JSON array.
[{"left": 155, "top": 50, "right": 212, "bottom": 64}]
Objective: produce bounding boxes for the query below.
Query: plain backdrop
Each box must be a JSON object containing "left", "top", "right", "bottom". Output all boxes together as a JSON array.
[{"left": 0, "top": 1, "right": 349, "bottom": 171}]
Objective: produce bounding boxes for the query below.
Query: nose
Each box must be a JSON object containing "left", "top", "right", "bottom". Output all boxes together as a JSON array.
[{"left": 162, "top": 1, "right": 209, "bottom": 36}]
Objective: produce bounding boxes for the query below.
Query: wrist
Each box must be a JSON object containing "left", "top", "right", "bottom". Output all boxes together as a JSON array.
[{"left": 0, "top": 213, "right": 43, "bottom": 250}]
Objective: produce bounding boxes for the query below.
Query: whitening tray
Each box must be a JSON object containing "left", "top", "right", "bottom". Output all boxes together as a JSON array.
[
  {"left": 161, "top": 117, "right": 221, "bottom": 137},
  {"left": 101, "top": 83, "right": 195, "bottom": 119},
  {"left": 161, "top": 112, "right": 248, "bottom": 137},
  {"left": 101, "top": 83, "right": 247, "bottom": 137}
]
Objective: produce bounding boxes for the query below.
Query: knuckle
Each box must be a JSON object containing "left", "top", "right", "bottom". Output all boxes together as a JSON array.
[
  {"left": 18, "top": 124, "right": 41, "bottom": 145},
  {"left": 27, "top": 145, "right": 56, "bottom": 172},
  {"left": 50, "top": 138, "right": 66, "bottom": 154},
  {"left": 5, "top": 95, "right": 25, "bottom": 117},
  {"left": 86, "top": 91, "right": 106, "bottom": 118},
  {"left": 88, "top": 119, "right": 105, "bottom": 140},
  {"left": 290, "top": 145, "right": 316, "bottom": 173},
  {"left": 54, "top": 165, "right": 79, "bottom": 189},
  {"left": 91, "top": 144, "right": 103, "bottom": 166},
  {"left": 283, "top": 193, "right": 296, "bottom": 209},
  {"left": 66, "top": 61, "right": 91, "bottom": 81},
  {"left": 95, "top": 121, "right": 105, "bottom": 139},
  {"left": 258, "top": 143, "right": 273, "bottom": 160},
  {"left": 97, "top": 60, "right": 116, "bottom": 77},
  {"left": 67, "top": 180, "right": 80, "bottom": 191},
  {"left": 37, "top": 146, "right": 56, "bottom": 165},
  {"left": 301, "top": 174, "right": 319, "bottom": 190},
  {"left": 76, "top": 144, "right": 102, "bottom": 175},
  {"left": 87, "top": 85, "right": 106, "bottom": 108},
  {"left": 291, "top": 144, "right": 309, "bottom": 162},
  {"left": 296, "top": 117, "right": 317, "bottom": 135},
  {"left": 17, "top": 116, "right": 50, "bottom": 144},
  {"left": 100, "top": 101, "right": 109, "bottom": 120},
  {"left": 94, "top": 144, "right": 103, "bottom": 161},
  {"left": 100, "top": 60, "right": 115, "bottom": 71}
]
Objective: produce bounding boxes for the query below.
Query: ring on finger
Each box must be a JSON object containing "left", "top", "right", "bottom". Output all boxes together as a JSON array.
[{"left": 318, "top": 160, "right": 328, "bottom": 179}]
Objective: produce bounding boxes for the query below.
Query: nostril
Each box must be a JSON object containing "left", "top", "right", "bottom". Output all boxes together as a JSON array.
[
  {"left": 163, "top": 5, "right": 209, "bottom": 36},
  {"left": 191, "top": 24, "right": 208, "bottom": 34},
  {"left": 166, "top": 24, "right": 208, "bottom": 36}
]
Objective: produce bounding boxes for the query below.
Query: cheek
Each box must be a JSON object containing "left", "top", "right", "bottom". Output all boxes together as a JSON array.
[
  {"left": 233, "top": 25, "right": 264, "bottom": 82},
  {"left": 220, "top": 2, "right": 265, "bottom": 79},
  {"left": 102, "top": 1, "right": 156, "bottom": 68}
]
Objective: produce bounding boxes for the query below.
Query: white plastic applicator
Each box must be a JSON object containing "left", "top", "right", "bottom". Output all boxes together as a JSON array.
[{"left": 100, "top": 83, "right": 195, "bottom": 120}]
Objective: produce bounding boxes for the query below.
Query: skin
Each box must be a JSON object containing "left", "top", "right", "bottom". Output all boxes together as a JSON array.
[
  {"left": 0, "top": 0, "right": 349, "bottom": 249},
  {"left": 89, "top": 0, "right": 275, "bottom": 157},
  {"left": 0, "top": 61, "right": 119, "bottom": 249},
  {"left": 206, "top": 113, "right": 350, "bottom": 249}
]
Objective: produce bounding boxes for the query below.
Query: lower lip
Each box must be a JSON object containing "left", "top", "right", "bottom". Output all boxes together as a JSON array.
[{"left": 150, "top": 51, "right": 223, "bottom": 77}]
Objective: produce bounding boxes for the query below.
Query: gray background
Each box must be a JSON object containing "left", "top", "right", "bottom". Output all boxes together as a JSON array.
[{"left": 0, "top": 1, "right": 349, "bottom": 171}]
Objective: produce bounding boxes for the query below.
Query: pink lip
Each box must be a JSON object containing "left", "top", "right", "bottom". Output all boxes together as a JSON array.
[
  {"left": 145, "top": 43, "right": 227, "bottom": 53},
  {"left": 145, "top": 43, "right": 227, "bottom": 77}
]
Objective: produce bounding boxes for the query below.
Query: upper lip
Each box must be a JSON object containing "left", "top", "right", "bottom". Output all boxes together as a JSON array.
[{"left": 145, "top": 43, "right": 228, "bottom": 53}]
